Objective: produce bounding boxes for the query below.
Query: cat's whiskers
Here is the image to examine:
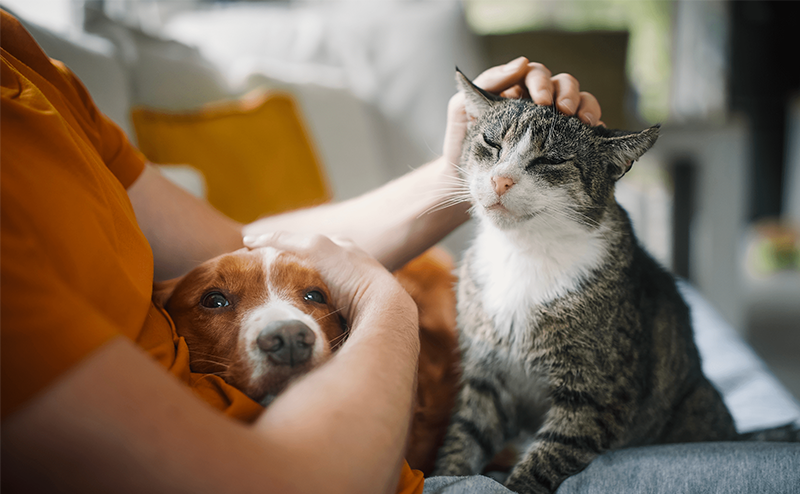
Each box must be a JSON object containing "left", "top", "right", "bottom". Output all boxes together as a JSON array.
[
  {"left": 547, "top": 205, "right": 600, "bottom": 230},
  {"left": 423, "top": 186, "right": 471, "bottom": 201},
  {"left": 450, "top": 162, "right": 471, "bottom": 177},
  {"left": 417, "top": 178, "right": 473, "bottom": 217},
  {"left": 425, "top": 172, "right": 470, "bottom": 191},
  {"left": 434, "top": 177, "right": 470, "bottom": 189},
  {"left": 528, "top": 208, "right": 564, "bottom": 235},
  {"left": 426, "top": 185, "right": 470, "bottom": 193},
  {"left": 419, "top": 196, "right": 473, "bottom": 217}
]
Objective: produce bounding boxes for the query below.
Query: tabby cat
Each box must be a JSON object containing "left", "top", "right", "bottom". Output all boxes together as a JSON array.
[{"left": 432, "top": 71, "right": 739, "bottom": 493}]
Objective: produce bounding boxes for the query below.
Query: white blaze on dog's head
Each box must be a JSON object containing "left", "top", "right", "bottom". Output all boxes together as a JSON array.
[{"left": 157, "top": 247, "right": 347, "bottom": 405}]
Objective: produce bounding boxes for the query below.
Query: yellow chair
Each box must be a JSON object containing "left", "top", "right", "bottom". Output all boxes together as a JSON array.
[{"left": 132, "top": 90, "right": 332, "bottom": 223}]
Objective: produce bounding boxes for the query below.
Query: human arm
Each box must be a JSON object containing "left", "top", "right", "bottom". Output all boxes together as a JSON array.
[
  {"left": 1, "top": 234, "right": 420, "bottom": 494},
  {"left": 131, "top": 58, "right": 602, "bottom": 279},
  {"left": 242, "top": 58, "right": 602, "bottom": 271},
  {"left": 127, "top": 163, "right": 245, "bottom": 281}
]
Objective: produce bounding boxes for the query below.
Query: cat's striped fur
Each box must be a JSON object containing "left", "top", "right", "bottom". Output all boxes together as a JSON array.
[{"left": 432, "top": 71, "right": 739, "bottom": 493}]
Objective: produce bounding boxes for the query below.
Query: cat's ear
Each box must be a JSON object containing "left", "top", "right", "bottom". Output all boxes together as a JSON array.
[
  {"left": 597, "top": 124, "right": 660, "bottom": 180},
  {"left": 455, "top": 68, "right": 501, "bottom": 119}
]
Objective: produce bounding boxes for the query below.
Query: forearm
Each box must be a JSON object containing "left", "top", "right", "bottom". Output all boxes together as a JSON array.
[
  {"left": 131, "top": 158, "right": 468, "bottom": 280},
  {"left": 257, "top": 294, "right": 420, "bottom": 494},
  {"left": 3, "top": 306, "right": 419, "bottom": 494},
  {"left": 244, "top": 156, "right": 470, "bottom": 271}
]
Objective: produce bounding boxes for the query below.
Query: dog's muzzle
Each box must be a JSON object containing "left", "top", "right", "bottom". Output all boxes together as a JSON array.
[{"left": 256, "top": 320, "right": 316, "bottom": 367}]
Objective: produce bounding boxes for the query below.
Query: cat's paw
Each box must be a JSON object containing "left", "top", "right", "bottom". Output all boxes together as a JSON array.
[{"left": 505, "top": 473, "right": 553, "bottom": 494}]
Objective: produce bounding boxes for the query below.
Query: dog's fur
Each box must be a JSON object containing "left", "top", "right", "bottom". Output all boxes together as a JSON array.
[{"left": 153, "top": 246, "right": 460, "bottom": 473}]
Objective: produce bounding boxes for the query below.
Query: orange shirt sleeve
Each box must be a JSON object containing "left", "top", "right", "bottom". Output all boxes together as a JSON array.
[
  {"left": 0, "top": 11, "right": 145, "bottom": 187},
  {"left": 52, "top": 59, "right": 146, "bottom": 187},
  {"left": 0, "top": 10, "right": 151, "bottom": 418},
  {"left": 0, "top": 10, "right": 263, "bottom": 423}
]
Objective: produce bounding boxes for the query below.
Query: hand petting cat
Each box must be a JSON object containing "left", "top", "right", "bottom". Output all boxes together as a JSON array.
[{"left": 442, "top": 57, "right": 603, "bottom": 172}]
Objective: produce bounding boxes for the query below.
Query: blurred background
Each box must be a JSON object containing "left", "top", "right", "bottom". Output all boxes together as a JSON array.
[{"left": 5, "top": 0, "right": 800, "bottom": 399}]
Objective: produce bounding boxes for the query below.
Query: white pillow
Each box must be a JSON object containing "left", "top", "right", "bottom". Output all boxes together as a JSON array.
[{"left": 680, "top": 281, "right": 800, "bottom": 431}]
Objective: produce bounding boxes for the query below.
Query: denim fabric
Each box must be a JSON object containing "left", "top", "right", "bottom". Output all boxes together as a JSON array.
[
  {"left": 423, "top": 474, "right": 512, "bottom": 494},
  {"left": 424, "top": 442, "right": 800, "bottom": 494}
]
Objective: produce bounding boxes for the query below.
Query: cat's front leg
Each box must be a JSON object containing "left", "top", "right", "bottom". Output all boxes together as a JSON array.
[
  {"left": 433, "top": 375, "right": 513, "bottom": 476},
  {"left": 504, "top": 393, "right": 622, "bottom": 494},
  {"left": 503, "top": 436, "right": 599, "bottom": 494}
]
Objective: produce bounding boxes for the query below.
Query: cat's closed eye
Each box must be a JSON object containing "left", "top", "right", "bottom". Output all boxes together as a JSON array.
[
  {"left": 482, "top": 133, "right": 502, "bottom": 151},
  {"left": 527, "top": 156, "right": 569, "bottom": 169},
  {"left": 474, "top": 142, "right": 497, "bottom": 161}
]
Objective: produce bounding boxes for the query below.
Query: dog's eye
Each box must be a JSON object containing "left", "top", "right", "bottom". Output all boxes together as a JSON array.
[
  {"left": 201, "top": 291, "right": 230, "bottom": 309},
  {"left": 303, "top": 290, "right": 326, "bottom": 304}
]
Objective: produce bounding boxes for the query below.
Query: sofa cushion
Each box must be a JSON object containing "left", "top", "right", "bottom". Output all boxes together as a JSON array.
[{"left": 132, "top": 90, "right": 331, "bottom": 223}]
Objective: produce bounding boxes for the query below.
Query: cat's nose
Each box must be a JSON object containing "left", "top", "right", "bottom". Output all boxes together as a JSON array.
[{"left": 491, "top": 176, "right": 515, "bottom": 196}]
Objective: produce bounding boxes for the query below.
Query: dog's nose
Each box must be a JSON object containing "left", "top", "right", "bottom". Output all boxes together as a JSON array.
[{"left": 257, "top": 320, "right": 316, "bottom": 367}]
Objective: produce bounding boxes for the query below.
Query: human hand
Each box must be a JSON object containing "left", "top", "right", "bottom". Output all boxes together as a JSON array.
[
  {"left": 243, "top": 232, "right": 417, "bottom": 331},
  {"left": 443, "top": 57, "right": 603, "bottom": 168}
]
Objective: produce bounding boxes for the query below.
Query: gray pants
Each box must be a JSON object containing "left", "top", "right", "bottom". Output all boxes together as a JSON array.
[{"left": 423, "top": 442, "right": 800, "bottom": 494}]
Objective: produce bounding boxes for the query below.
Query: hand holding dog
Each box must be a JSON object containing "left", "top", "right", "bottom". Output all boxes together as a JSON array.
[
  {"left": 244, "top": 231, "right": 418, "bottom": 338},
  {"left": 242, "top": 231, "right": 421, "bottom": 494}
]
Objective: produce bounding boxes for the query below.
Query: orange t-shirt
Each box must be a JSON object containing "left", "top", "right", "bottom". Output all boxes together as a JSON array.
[{"left": 0, "top": 11, "right": 422, "bottom": 493}]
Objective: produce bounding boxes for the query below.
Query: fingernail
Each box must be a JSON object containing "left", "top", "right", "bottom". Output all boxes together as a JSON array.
[
  {"left": 536, "top": 89, "right": 552, "bottom": 105},
  {"left": 243, "top": 234, "right": 268, "bottom": 246},
  {"left": 560, "top": 98, "right": 576, "bottom": 114},
  {"left": 502, "top": 56, "right": 527, "bottom": 73},
  {"left": 583, "top": 112, "right": 596, "bottom": 126}
]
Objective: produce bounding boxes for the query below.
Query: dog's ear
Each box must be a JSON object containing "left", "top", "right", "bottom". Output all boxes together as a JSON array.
[{"left": 152, "top": 277, "right": 183, "bottom": 309}]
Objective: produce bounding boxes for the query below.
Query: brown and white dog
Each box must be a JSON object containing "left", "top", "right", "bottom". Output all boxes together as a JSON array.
[{"left": 153, "top": 246, "right": 460, "bottom": 474}]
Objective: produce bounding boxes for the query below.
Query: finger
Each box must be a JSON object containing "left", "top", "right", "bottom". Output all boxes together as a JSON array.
[
  {"left": 551, "top": 73, "right": 580, "bottom": 116},
  {"left": 447, "top": 91, "right": 467, "bottom": 122},
  {"left": 524, "top": 63, "right": 554, "bottom": 106},
  {"left": 243, "top": 231, "right": 331, "bottom": 253},
  {"left": 472, "top": 56, "right": 529, "bottom": 93},
  {"left": 500, "top": 85, "right": 525, "bottom": 99},
  {"left": 575, "top": 91, "right": 602, "bottom": 126},
  {"left": 329, "top": 235, "right": 357, "bottom": 249},
  {"left": 242, "top": 231, "right": 279, "bottom": 249}
]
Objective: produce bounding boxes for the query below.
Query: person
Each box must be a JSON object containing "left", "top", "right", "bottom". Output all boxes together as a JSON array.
[{"left": 0, "top": 9, "right": 601, "bottom": 494}]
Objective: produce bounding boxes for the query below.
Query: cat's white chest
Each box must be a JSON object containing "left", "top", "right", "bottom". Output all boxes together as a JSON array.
[{"left": 471, "top": 219, "right": 608, "bottom": 342}]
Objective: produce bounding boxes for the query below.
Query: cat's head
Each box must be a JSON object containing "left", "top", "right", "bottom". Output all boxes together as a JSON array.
[{"left": 455, "top": 69, "right": 659, "bottom": 231}]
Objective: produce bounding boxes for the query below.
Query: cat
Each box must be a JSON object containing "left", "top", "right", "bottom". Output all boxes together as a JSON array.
[{"left": 431, "top": 70, "right": 740, "bottom": 494}]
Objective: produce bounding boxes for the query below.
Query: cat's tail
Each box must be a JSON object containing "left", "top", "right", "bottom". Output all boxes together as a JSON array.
[{"left": 737, "top": 423, "right": 800, "bottom": 442}]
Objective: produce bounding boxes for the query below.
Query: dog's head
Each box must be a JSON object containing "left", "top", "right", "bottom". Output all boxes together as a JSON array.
[{"left": 154, "top": 247, "right": 347, "bottom": 405}]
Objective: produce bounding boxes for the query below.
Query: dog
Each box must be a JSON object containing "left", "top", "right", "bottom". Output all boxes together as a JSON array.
[{"left": 153, "top": 246, "right": 460, "bottom": 474}]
